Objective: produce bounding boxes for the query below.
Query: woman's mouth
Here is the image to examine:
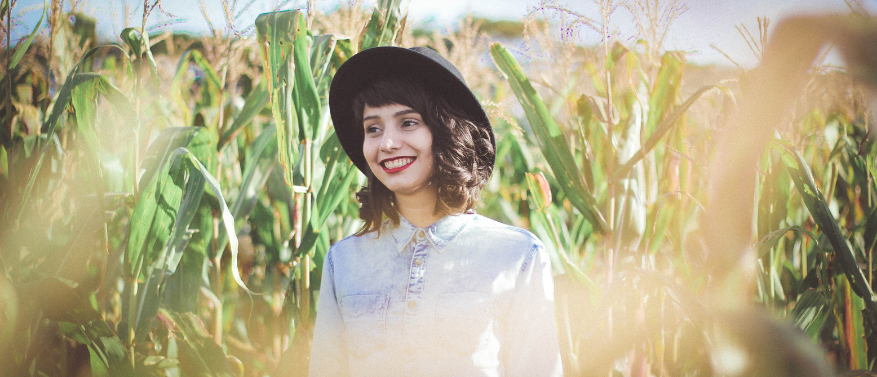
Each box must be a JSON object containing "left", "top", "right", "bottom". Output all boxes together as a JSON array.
[{"left": 381, "top": 157, "right": 415, "bottom": 173}]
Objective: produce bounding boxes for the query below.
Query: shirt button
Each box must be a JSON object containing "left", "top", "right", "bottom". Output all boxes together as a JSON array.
[
  {"left": 408, "top": 301, "right": 417, "bottom": 309},
  {"left": 417, "top": 230, "right": 426, "bottom": 238},
  {"left": 414, "top": 258, "right": 423, "bottom": 266}
]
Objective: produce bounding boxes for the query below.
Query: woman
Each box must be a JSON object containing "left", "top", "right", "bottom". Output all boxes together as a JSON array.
[{"left": 309, "top": 46, "right": 562, "bottom": 377}]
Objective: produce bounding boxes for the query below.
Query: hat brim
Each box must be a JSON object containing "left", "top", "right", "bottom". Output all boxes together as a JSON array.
[{"left": 329, "top": 46, "right": 494, "bottom": 173}]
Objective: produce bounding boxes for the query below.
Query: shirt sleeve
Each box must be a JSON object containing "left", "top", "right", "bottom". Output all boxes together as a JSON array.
[
  {"left": 308, "top": 248, "right": 349, "bottom": 377},
  {"left": 503, "top": 240, "right": 564, "bottom": 377}
]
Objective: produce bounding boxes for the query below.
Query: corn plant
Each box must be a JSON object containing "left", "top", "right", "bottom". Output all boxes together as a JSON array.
[
  {"left": 490, "top": 20, "right": 735, "bottom": 376},
  {"left": 491, "top": 6, "right": 877, "bottom": 376},
  {"left": 0, "top": 0, "right": 403, "bottom": 375}
]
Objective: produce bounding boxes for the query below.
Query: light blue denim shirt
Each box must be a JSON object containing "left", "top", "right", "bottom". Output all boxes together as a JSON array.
[{"left": 308, "top": 213, "right": 563, "bottom": 377}]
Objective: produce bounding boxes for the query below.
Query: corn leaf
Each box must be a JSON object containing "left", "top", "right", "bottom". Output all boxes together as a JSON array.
[
  {"left": 128, "top": 127, "right": 214, "bottom": 280},
  {"left": 291, "top": 15, "right": 321, "bottom": 141},
  {"left": 35, "top": 279, "right": 133, "bottom": 376},
  {"left": 645, "top": 52, "right": 685, "bottom": 136},
  {"left": 164, "top": 200, "right": 212, "bottom": 313},
  {"left": 14, "top": 70, "right": 133, "bottom": 227},
  {"left": 310, "top": 34, "right": 339, "bottom": 93},
  {"left": 120, "top": 27, "right": 159, "bottom": 85},
  {"left": 8, "top": 0, "right": 46, "bottom": 70},
  {"left": 791, "top": 289, "right": 828, "bottom": 342},
  {"left": 256, "top": 10, "right": 304, "bottom": 187},
  {"left": 298, "top": 133, "right": 358, "bottom": 256},
  {"left": 162, "top": 309, "right": 236, "bottom": 377},
  {"left": 491, "top": 43, "right": 608, "bottom": 232},
  {"left": 757, "top": 225, "right": 819, "bottom": 258},
  {"left": 311, "top": 34, "right": 343, "bottom": 143},
  {"left": 171, "top": 49, "right": 223, "bottom": 127},
  {"left": 360, "top": 0, "right": 404, "bottom": 50},
  {"left": 615, "top": 84, "right": 733, "bottom": 178},
  {"left": 782, "top": 146, "right": 877, "bottom": 330},
  {"left": 131, "top": 147, "right": 208, "bottom": 340},
  {"left": 526, "top": 172, "right": 552, "bottom": 210},
  {"left": 838, "top": 274, "right": 868, "bottom": 369},
  {"left": 217, "top": 124, "right": 279, "bottom": 253},
  {"left": 219, "top": 81, "right": 269, "bottom": 149},
  {"left": 332, "top": 37, "right": 355, "bottom": 68},
  {"left": 0, "top": 145, "right": 7, "bottom": 180}
]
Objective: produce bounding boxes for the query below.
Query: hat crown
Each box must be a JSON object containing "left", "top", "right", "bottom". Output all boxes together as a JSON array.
[{"left": 329, "top": 46, "right": 495, "bottom": 174}]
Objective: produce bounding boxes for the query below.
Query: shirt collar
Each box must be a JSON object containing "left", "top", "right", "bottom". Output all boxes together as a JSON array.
[{"left": 387, "top": 213, "right": 474, "bottom": 253}]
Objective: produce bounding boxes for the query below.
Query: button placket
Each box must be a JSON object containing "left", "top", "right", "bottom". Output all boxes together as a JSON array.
[{"left": 402, "top": 231, "right": 431, "bottom": 364}]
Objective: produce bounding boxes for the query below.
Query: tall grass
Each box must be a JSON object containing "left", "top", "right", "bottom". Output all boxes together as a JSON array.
[{"left": 2, "top": 0, "right": 877, "bottom": 376}]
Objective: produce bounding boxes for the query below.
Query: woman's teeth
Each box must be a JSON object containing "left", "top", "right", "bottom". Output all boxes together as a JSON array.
[{"left": 383, "top": 158, "right": 413, "bottom": 169}]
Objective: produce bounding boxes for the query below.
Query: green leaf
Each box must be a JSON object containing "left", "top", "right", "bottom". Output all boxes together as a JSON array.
[
  {"left": 217, "top": 124, "right": 278, "bottom": 253},
  {"left": 120, "top": 28, "right": 143, "bottom": 58},
  {"left": 838, "top": 274, "right": 868, "bottom": 369},
  {"left": 171, "top": 49, "right": 223, "bottom": 127},
  {"left": 14, "top": 67, "right": 134, "bottom": 228},
  {"left": 491, "top": 43, "right": 608, "bottom": 232},
  {"left": 299, "top": 133, "right": 359, "bottom": 256},
  {"left": 71, "top": 77, "right": 101, "bottom": 160},
  {"left": 219, "top": 81, "right": 269, "bottom": 149},
  {"left": 0, "top": 145, "right": 7, "bottom": 180},
  {"left": 186, "top": 150, "right": 254, "bottom": 293},
  {"left": 8, "top": 0, "right": 46, "bottom": 70},
  {"left": 292, "top": 15, "right": 321, "bottom": 141},
  {"left": 162, "top": 310, "right": 236, "bottom": 377},
  {"left": 615, "top": 84, "right": 734, "bottom": 178},
  {"left": 757, "top": 225, "right": 819, "bottom": 258},
  {"left": 120, "top": 27, "right": 159, "bottom": 85},
  {"left": 645, "top": 51, "right": 685, "bottom": 136},
  {"left": 128, "top": 144, "right": 255, "bottom": 337},
  {"left": 791, "top": 289, "right": 827, "bottom": 342},
  {"left": 781, "top": 145, "right": 877, "bottom": 331},
  {"left": 526, "top": 172, "right": 552, "bottom": 210},
  {"left": 360, "top": 0, "right": 404, "bottom": 50},
  {"left": 128, "top": 128, "right": 214, "bottom": 281},
  {"left": 310, "top": 34, "right": 339, "bottom": 93},
  {"left": 34, "top": 279, "right": 133, "bottom": 376},
  {"left": 163, "top": 200, "right": 211, "bottom": 313},
  {"left": 331, "top": 37, "right": 356, "bottom": 69},
  {"left": 256, "top": 10, "right": 304, "bottom": 187},
  {"left": 160, "top": 153, "right": 207, "bottom": 275},
  {"left": 130, "top": 147, "right": 209, "bottom": 340},
  {"left": 140, "top": 127, "right": 216, "bottom": 191}
]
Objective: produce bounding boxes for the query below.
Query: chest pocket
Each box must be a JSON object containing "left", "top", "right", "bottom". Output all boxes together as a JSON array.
[
  {"left": 435, "top": 292, "right": 498, "bottom": 363},
  {"left": 340, "top": 294, "right": 389, "bottom": 358}
]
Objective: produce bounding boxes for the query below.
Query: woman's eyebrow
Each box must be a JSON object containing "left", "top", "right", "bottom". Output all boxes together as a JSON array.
[{"left": 394, "top": 109, "right": 419, "bottom": 117}]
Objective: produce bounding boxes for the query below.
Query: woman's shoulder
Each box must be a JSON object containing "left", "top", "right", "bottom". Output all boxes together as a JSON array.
[
  {"left": 327, "top": 227, "right": 385, "bottom": 255},
  {"left": 465, "top": 214, "right": 544, "bottom": 248}
]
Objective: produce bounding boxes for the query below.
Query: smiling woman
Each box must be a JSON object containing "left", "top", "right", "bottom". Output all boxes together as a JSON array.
[
  {"left": 361, "top": 103, "right": 436, "bottom": 207},
  {"left": 308, "top": 46, "right": 563, "bottom": 377}
]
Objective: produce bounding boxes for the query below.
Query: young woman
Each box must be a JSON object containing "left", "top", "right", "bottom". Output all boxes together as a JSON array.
[{"left": 309, "top": 46, "right": 562, "bottom": 377}]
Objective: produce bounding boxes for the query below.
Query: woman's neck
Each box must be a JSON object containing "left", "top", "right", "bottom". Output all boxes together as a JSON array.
[{"left": 395, "top": 190, "right": 444, "bottom": 228}]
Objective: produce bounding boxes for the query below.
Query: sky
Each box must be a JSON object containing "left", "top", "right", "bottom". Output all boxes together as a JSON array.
[{"left": 8, "top": 0, "right": 874, "bottom": 67}]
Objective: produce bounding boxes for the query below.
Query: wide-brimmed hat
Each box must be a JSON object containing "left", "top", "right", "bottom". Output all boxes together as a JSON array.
[{"left": 329, "top": 46, "right": 494, "bottom": 173}]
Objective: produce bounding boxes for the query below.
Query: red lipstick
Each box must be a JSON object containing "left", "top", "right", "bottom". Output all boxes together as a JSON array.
[{"left": 380, "top": 157, "right": 415, "bottom": 173}]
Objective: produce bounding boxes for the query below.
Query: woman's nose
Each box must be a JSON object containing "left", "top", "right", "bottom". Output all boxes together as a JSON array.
[{"left": 380, "top": 130, "right": 400, "bottom": 152}]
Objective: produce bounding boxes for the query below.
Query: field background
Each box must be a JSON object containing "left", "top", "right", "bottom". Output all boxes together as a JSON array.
[{"left": 3, "top": 0, "right": 877, "bottom": 376}]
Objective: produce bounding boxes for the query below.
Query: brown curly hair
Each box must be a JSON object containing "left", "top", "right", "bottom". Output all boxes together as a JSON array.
[{"left": 352, "top": 76, "right": 494, "bottom": 234}]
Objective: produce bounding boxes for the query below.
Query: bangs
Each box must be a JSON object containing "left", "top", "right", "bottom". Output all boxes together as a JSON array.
[{"left": 352, "top": 77, "right": 431, "bottom": 125}]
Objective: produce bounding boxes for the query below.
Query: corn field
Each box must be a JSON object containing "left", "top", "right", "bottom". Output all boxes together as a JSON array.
[{"left": 3, "top": 0, "right": 877, "bottom": 376}]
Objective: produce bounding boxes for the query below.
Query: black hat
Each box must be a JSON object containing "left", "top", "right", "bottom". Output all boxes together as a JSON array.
[{"left": 329, "top": 46, "right": 494, "bottom": 173}]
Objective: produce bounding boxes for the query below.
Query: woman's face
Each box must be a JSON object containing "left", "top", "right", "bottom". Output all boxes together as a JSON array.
[{"left": 362, "top": 103, "right": 435, "bottom": 197}]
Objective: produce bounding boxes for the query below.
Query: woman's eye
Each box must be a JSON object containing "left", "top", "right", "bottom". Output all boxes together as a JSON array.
[
  {"left": 364, "top": 125, "right": 380, "bottom": 134},
  {"left": 402, "top": 119, "right": 419, "bottom": 128}
]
